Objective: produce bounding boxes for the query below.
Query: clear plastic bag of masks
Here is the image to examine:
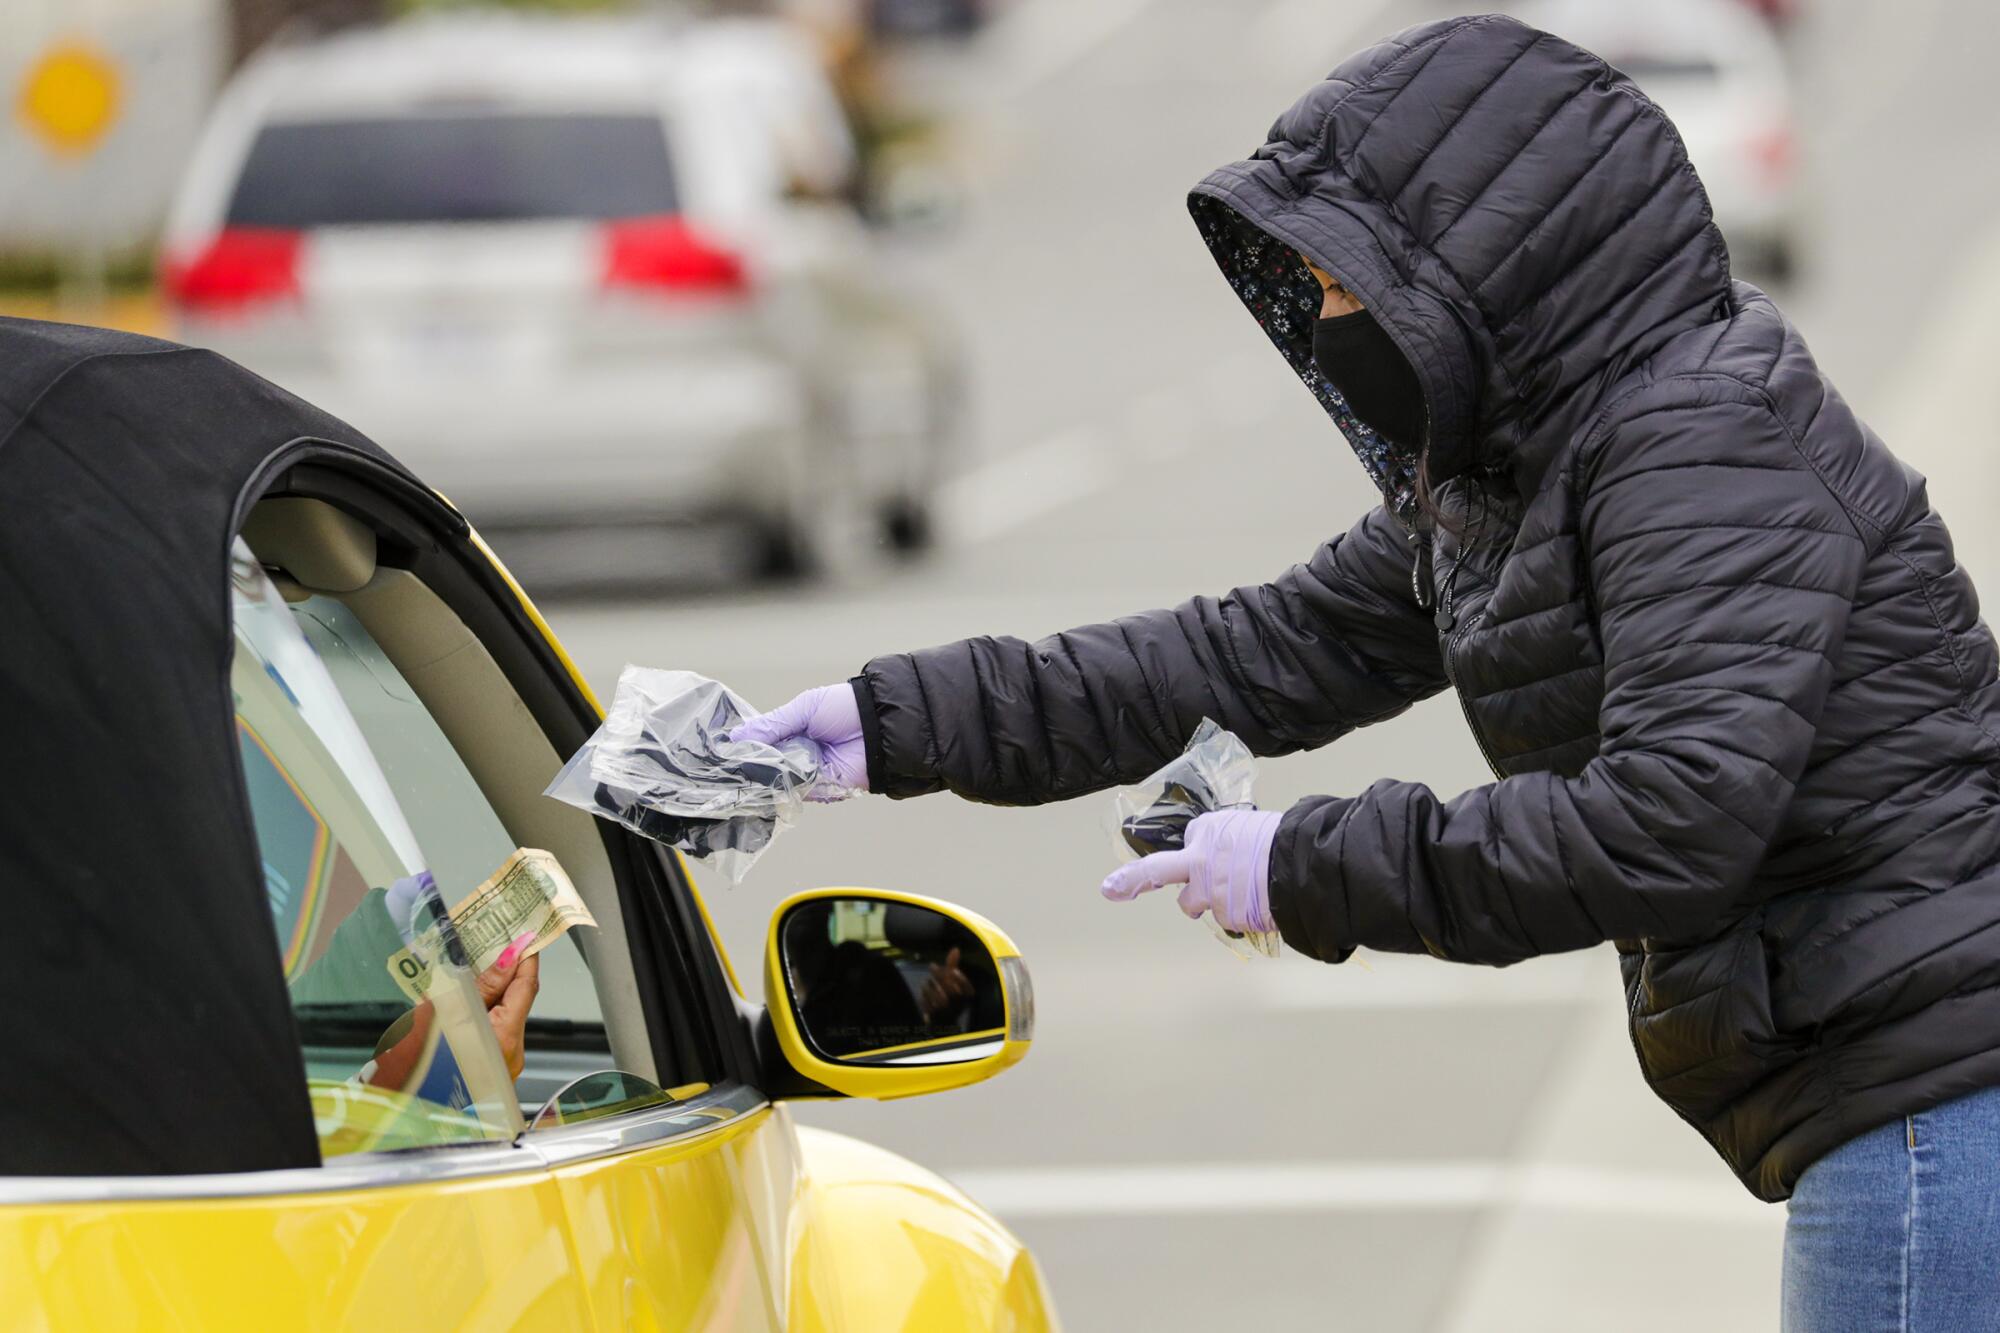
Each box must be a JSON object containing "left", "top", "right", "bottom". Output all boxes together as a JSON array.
[
  {"left": 1108, "top": 719, "right": 1283, "bottom": 960},
  {"left": 545, "top": 667, "right": 857, "bottom": 885}
]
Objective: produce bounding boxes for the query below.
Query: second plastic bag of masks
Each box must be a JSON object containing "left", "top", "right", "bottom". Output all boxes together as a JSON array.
[
  {"left": 545, "top": 667, "right": 858, "bottom": 885},
  {"left": 1108, "top": 719, "right": 1282, "bottom": 960}
]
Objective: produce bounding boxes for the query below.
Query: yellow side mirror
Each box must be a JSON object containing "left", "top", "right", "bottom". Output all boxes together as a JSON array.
[{"left": 763, "top": 888, "right": 1033, "bottom": 1100}]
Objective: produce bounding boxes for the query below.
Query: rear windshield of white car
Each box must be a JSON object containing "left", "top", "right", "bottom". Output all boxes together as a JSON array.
[{"left": 225, "top": 113, "right": 678, "bottom": 227}]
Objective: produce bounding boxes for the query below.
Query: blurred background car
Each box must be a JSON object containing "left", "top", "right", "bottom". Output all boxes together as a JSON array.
[
  {"left": 868, "top": 0, "right": 995, "bottom": 41},
  {"left": 1517, "top": 0, "right": 1802, "bottom": 280},
  {"left": 1735, "top": 0, "right": 1805, "bottom": 26},
  {"left": 161, "top": 11, "right": 963, "bottom": 584}
]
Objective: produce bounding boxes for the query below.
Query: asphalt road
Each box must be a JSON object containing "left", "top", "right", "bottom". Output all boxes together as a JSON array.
[{"left": 542, "top": 2, "right": 1999, "bottom": 1327}]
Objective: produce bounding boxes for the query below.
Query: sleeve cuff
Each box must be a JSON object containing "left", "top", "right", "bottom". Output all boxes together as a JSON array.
[
  {"left": 849, "top": 672, "right": 887, "bottom": 796},
  {"left": 852, "top": 654, "right": 952, "bottom": 800},
  {"left": 1270, "top": 798, "right": 1357, "bottom": 964}
]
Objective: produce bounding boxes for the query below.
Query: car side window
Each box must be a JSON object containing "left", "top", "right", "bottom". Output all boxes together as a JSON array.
[
  {"left": 230, "top": 541, "right": 601, "bottom": 1156},
  {"left": 285, "top": 594, "right": 606, "bottom": 1030}
]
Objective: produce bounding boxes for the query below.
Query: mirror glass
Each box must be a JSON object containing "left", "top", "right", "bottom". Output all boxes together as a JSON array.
[
  {"left": 780, "top": 898, "right": 1005, "bottom": 1065},
  {"left": 528, "top": 1070, "right": 675, "bottom": 1132}
]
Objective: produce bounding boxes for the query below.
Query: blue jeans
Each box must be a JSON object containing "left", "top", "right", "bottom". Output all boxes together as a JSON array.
[{"left": 1783, "top": 1084, "right": 2000, "bottom": 1331}]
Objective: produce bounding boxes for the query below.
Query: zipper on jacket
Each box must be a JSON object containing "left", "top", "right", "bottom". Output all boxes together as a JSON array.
[
  {"left": 1434, "top": 530, "right": 1508, "bottom": 781},
  {"left": 1443, "top": 613, "right": 1506, "bottom": 781}
]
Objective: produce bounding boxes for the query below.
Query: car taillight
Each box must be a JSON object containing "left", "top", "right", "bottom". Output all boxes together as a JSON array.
[
  {"left": 1747, "top": 124, "right": 1795, "bottom": 186},
  {"left": 601, "top": 215, "right": 747, "bottom": 296},
  {"left": 163, "top": 228, "right": 304, "bottom": 313}
]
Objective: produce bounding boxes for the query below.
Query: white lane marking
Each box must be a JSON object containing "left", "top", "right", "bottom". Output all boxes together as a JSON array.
[
  {"left": 938, "top": 426, "right": 1118, "bottom": 545},
  {"left": 948, "top": 1159, "right": 1776, "bottom": 1224},
  {"left": 989, "top": 0, "right": 1174, "bottom": 99},
  {"left": 941, "top": 350, "right": 1277, "bottom": 547}
]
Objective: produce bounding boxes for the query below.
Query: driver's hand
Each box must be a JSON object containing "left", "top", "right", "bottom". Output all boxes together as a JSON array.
[
  {"left": 919, "top": 946, "right": 974, "bottom": 1022},
  {"left": 367, "top": 932, "right": 542, "bottom": 1089},
  {"left": 478, "top": 931, "right": 542, "bottom": 1079}
]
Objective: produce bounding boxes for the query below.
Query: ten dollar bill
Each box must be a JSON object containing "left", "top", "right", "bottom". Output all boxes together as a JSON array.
[{"left": 387, "top": 848, "right": 596, "bottom": 1002}]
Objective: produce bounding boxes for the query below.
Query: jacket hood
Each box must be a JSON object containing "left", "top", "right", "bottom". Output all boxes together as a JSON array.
[{"left": 1190, "top": 13, "right": 1733, "bottom": 520}]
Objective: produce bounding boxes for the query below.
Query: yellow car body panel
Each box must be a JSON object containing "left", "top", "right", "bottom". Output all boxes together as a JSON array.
[
  {"left": 548, "top": 1107, "right": 786, "bottom": 1332},
  {"left": 787, "top": 1127, "right": 1060, "bottom": 1333},
  {"left": 0, "top": 1175, "right": 593, "bottom": 1330},
  {"left": 0, "top": 1112, "right": 1058, "bottom": 1332}
]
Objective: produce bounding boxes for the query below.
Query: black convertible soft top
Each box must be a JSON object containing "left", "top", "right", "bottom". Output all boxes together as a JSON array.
[{"left": 0, "top": 318, "right": 442, "bottom": 1175}]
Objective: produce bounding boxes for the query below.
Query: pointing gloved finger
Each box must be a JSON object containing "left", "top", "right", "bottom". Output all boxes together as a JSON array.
[{"left": 1100, "top": 849, "right": 1197, "bottom": 901}]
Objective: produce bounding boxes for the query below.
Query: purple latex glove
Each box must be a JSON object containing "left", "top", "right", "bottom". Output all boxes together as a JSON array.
[
  {"left": 1100, "top": 808, "right": 1281, "bottom": 934},
  {"left": 727, "top": 683, "right": 870, "bottom": 799},
  {"left": 384, "top": 870, "right": 437, "bottom": 945}
]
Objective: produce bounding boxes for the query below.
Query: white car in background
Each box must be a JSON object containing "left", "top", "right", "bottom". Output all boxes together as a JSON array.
[
  {"left": 1518, "top": 0, "right": 1801, "bottom": 279},
  {"left": 162, "top": 14, "right": 962, "bottom": 582}
]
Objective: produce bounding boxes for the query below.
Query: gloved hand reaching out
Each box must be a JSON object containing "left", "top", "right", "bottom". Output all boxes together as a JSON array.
[
  {"left": 728, "top": 683, "right": 870, "bottom": 800},
  {"left": 1100, "top": 808, "right": 1282, "bottom": 935}
]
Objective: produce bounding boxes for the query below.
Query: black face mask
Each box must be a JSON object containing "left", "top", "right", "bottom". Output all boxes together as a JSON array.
[{"left": 1312, "top": 309, "right": 1426, "bottom": 449}]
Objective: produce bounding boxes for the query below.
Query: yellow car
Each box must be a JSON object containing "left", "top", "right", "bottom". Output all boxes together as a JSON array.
[{"left": 0, "top": 318, "right": 1057, "bottom": 1330}]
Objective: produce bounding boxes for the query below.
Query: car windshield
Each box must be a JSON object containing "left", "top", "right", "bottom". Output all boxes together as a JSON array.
[{"left": 225, "top": 112, "right": 678, "bottom": 227}]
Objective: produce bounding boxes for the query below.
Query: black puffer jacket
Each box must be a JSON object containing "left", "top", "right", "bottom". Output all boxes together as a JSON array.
[{"left": 852, "top": 14, "right": 2000, "bottom": 1201}]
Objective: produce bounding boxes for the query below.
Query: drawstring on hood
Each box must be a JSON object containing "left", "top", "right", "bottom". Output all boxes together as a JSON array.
[{"left": 1189, "top": 13, "right": 1734, "bottom": 526}]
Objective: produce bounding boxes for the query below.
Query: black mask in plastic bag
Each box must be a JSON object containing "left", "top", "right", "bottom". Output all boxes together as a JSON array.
[
  {"left": 546, "top": 668, "right": 846, "bottom": 885},
  {"left": 1312, "top": 309, "right": 1426, "bottom": 450}
]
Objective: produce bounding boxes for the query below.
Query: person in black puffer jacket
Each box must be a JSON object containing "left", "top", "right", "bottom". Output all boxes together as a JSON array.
[{"left": 733, "top": 16, "right": 2000, "bottom": 1324}]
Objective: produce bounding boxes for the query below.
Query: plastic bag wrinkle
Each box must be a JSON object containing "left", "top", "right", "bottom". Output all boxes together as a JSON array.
[
  {"left": 1108, "top": 719, "right": 1282, "bottom": 959},
  {"left": 546, "top": 667, "right": 857, "bottom": 885}
]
